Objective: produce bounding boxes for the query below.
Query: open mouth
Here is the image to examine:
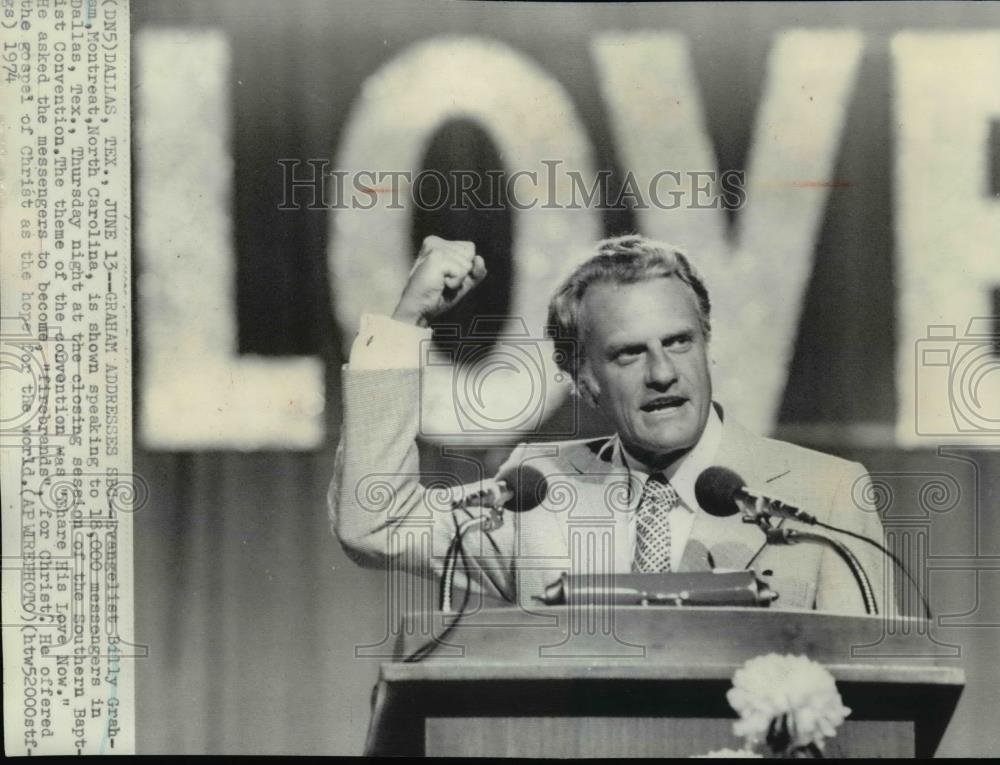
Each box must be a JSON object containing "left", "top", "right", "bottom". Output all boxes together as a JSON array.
[{"left": 640, "top": 395, "right": 687, "bottom": 413}]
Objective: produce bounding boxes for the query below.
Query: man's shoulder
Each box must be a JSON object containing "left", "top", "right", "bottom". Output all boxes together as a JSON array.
[
  {"left": 505, "top": 434, "right": 617, "bottom": 473},
  {"left": 761, "top": 433, "right": 856, "bottom": 471},
  {"left": 722, "top": 418, "right": 861, "bottom": 479}
]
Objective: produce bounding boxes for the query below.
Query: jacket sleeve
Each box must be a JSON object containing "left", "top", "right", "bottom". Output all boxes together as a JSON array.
[
  {"left": 815, "top": 461, "right": 899, "bottom": 617},
  {"left": 328, "top": 365, "right": 518, "bottom": 603}
]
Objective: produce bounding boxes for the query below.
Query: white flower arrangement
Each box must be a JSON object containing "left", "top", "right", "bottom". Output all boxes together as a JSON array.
[{"left": 726, "top": 653, "right": 851, "bottom": 756}]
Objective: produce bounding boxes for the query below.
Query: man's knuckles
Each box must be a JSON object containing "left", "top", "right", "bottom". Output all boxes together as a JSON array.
[
  {"left": 470, "top": 255, "right": 488, "bottom": 280},
  {"left": 423, "top": 235, "right": 474, "bottom": 257},
  {"left": 429, "top": 249, "right": 476, "bottom": 275}
]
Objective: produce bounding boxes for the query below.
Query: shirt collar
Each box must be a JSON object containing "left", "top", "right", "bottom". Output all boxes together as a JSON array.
[{"left": 617, "top": 406, "right": 724, "bottom": 513}]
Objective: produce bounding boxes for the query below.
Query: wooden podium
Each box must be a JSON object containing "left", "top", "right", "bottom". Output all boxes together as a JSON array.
[{"left": 366, "top": 607, "right": 964, "bottom": 757}]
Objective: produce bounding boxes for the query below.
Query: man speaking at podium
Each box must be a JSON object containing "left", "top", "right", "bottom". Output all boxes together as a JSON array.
[{"left": 329, "top": 234, "right": 893, "bottom": 616}]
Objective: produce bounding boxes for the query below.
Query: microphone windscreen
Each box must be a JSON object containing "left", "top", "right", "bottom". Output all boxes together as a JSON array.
[
  {"left": 694, "top": 466, "right": 746, "bottom": 517},
  {"left": 499, "top": 465, "right": 549, "bottom": 513}
]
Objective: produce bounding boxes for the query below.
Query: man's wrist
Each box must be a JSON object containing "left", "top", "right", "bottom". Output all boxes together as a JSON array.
[
  {"left": 348, "top": 313, "right": 431, "bottom": 370},
  {"left": 390, "top": 306, "right": 429, "bottom": 328}
]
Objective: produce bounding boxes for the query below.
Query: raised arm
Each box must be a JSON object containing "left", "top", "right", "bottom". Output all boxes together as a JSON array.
[{"left": 328, "top": 237, "right": 517, "bottom": 601}]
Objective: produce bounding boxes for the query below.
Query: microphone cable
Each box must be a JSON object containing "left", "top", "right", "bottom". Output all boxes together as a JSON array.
[
  {"left": 403, "top": 521, "right": 474, "bottom": 664},
  {"left": 766, "top": 527, "right": 878, "bottom": 615},
  {"left": 814, "top": 519, "right": 932, "bottom": 620}
]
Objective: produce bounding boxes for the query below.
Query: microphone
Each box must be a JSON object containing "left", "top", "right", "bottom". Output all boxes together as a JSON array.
[
  {"left": 450, "top": 465, "right": 548, "bottom": 513},
  {"left": 694, "top": 466, "right": 818, "bottom": 525},
  {"left": 440, "top": 465, "right": 547, "bottom": 614},
  {"left": 695, "top": 466, "right": 880, "bottom": 615}
]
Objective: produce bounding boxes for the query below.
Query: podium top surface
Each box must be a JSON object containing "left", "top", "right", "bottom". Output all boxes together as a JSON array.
[{"left": 385, "top": 606, "right": 965, "bottom": 687}]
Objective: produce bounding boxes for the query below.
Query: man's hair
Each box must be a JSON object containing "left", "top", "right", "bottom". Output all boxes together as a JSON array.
[{"left": 547, "top": 234, "right": 712, "bottom": 381}]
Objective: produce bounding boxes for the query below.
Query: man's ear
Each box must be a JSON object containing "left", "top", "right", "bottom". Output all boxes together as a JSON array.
[{"left": 576, "top": 365, "right": 601, "bottom": 409}]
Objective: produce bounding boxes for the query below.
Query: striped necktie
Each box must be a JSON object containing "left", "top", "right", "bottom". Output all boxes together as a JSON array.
[{"left": 632, "top": 474, "right": 680, "bottom": 573}]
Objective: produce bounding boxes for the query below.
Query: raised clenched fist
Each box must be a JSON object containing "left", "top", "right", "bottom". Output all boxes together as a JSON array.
[{"left": 391, "top": 236, "right": 488, "bottom": 327}]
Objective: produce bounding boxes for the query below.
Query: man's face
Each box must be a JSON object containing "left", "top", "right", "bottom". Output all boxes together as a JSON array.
[{"left": 579, "top": 277, "right": 712, "bottom": 467}]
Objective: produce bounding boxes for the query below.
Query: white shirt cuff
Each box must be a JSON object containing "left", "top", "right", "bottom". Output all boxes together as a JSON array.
[{"left": 348, "top": 313, "right": 431, "bottom": 370}]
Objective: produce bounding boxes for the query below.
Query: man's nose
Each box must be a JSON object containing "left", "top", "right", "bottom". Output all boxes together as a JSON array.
[{"left": 645, "top": 347, "right": 678, "bottom": 388}]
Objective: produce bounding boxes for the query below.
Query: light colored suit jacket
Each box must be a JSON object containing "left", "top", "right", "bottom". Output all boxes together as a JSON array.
[{"left": 329, "top": 367, "right": 894, "bottom": 615}]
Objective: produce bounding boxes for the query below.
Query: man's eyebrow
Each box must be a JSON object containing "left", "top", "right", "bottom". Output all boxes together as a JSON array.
[
  {"left": 605, "top": 339, "right": 645, "bottom": 356},
  {"left": 605, "top": 329, "right": 695, "bottom": 355},
  {"left": 663, "top": 329, "right": 695, "bottom": 342},
  {"left": 605, "top": 339, "right": 646, "bottom": 351}
]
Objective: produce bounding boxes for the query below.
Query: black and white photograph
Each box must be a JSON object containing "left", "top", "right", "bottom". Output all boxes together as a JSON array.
[{"left": 2, "top": 0, "right": 999, "bottom": 756}]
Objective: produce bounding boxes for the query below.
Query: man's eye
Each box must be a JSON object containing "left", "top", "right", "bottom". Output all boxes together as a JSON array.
[
  {"left": 665, "top": 336, "right": 693, "bottom": 351},
  {"left": 615, "top": 349, "right": 642, "bottom": 364}
]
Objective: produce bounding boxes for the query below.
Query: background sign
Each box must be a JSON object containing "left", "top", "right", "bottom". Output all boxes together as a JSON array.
[{"left": 129, "top": 1, "right": 999, "bottom": 754}]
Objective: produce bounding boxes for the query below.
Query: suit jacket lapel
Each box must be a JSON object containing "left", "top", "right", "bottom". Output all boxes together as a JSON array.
[
  {"left": 562, "top": 436, "right": 642, "bottom": 575},
  {"left": 685, "top": 414, "right": 793, "bottom": 571}
]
